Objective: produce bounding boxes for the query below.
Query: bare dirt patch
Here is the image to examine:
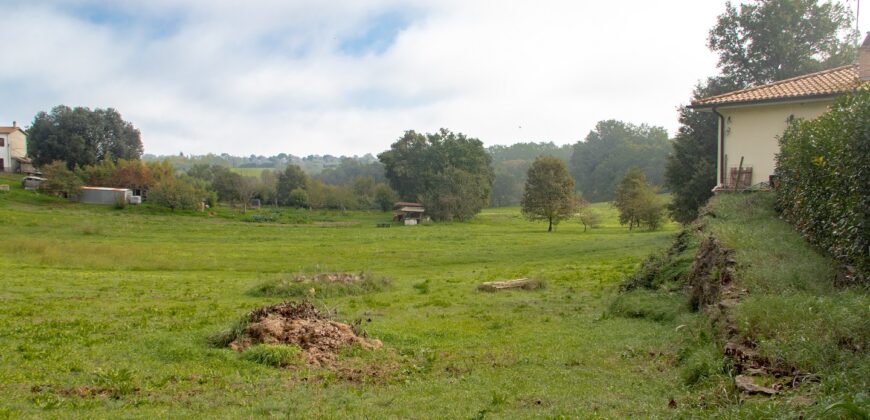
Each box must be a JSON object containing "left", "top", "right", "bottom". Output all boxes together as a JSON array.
[{"left": 226, "top": 301, "right": 382, "bottom": 366}]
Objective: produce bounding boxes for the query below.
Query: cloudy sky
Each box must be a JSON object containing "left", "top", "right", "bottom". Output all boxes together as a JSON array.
[{"left": 1, "top": 1, "right": 865, "bottom": 156}]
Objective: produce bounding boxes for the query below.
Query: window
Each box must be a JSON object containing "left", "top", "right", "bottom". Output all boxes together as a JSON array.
[{"left": 0, "top": 138, "right": 5, "bottom": 147}]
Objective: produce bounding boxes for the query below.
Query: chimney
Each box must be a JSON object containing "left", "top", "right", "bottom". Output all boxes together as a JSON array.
[
  {"left": 12, "top": 121, "right": 16, "bottom": 128},
  {"left": 861, "top": 32, "right": 870, "bottom": 82}
]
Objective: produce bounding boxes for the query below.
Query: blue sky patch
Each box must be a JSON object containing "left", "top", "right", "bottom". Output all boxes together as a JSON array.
[
  {"left": 63, "top": 3, "right": 182, "bottom": 39},
  {"left": 339, "top": 11, "right": 411, "bottom": 56}
]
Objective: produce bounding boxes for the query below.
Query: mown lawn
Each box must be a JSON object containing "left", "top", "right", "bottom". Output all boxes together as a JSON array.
[{"left": 0, "top": 173, "right": 687, "bottom": 418}]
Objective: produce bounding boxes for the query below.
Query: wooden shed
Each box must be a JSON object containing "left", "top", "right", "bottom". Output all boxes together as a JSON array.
[{"left": 392, "top": 202, "right": 426, "bottom": 225}]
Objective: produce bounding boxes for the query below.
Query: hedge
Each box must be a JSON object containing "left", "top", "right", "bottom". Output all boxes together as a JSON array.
[{"left": 775, "top": 91, "right": 870, "bottom": 279}]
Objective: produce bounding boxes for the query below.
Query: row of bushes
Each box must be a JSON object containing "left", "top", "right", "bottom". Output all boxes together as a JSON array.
[{"left": 775, "top": 91, "right": 870, "bottom": 279}]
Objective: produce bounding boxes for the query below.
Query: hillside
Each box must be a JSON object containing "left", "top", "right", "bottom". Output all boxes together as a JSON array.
[{"left": 611, "top": 192, "right": 870, "bottom": 417}]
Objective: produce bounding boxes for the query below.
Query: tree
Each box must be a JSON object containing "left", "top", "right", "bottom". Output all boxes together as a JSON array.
[
  {"left": 234, "top": 176, "right": 259, "bottom": 213},
  {"left": 614, "top": 168, "right": 663, "bottom": 231},
  {"left": 374, "top": 183, "right": 399, "bottom": 212},
  {"left": 569, "top": 120, "right": 671, "bottom": 202},
  {"left": 709, "top": 0, "right": 857, "bottom": 87},
  {"left": 379, "top": 128, "right": 493, "bottom": 221},
  {"left": 287, "top": 188, "right": 309, "bottom": 208},
  {"left": 258, "top": 170, "right": 279, "bottom": 207},
  {"left": 147, "top": 177, "right": 202, "bottom": 211},
  {"left": 39, "top": 161, "right": 82, "bottom": 199},
  {"left": 521, "top": 156, "right": 579, "bottom": 232},
  {"left": 276, "top": 165, "right": 307, "bottom": 206},
  {"left": 667, "top": 0, "right": 856, "bottom": 223},
  {"left": 665, "top": 78, "right": 742, "bottom": 223},
  {"left": 578, "top": 206, "right": 601, "bottom": 232},
  {"left": 28, "top": 105, "right": 143, "bottom": 169}
]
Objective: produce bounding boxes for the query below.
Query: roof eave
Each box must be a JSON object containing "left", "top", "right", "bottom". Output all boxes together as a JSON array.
[{"left": 690, "top": 92, "right": 845, "bottom": 111}]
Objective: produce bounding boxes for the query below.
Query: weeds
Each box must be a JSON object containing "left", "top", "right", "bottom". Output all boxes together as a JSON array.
[
  {"left": 241, "top": 344, "right": 303, "bottom": 367},
  {"left": 249, "top": 272, "right": 391, "bottom": 299}
]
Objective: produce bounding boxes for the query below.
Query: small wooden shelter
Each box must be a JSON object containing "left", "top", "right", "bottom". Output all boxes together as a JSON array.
[{"left": 392, "top": 202, "right": 425, "bottom": 225}]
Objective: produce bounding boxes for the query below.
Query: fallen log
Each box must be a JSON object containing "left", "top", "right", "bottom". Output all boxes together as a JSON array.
[{"left": 478, "top": 278, "right": 544, "bottom": 292}]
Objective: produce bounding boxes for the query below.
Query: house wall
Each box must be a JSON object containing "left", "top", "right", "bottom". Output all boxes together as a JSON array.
[
  {"left": 718, "top": 99, "right": 832, "bottom": 186},
  {"left": 0, "top": 131, "right": 27, "bottom": 172},
  {"left": 0, "top": 134, "right": 7, "bottom": 172}
]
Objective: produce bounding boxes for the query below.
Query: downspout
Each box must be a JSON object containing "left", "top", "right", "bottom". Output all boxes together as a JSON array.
[{"left": 711, "top": 107, "right": 726, "bottom": 187}]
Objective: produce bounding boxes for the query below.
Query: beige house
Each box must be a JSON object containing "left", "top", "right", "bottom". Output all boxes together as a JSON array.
[
  {"left": 0, "top": 122, "right": 28, "bottom": 173},
  {"left": 692, "top": 33, "right": 870, "bottom": 192}
]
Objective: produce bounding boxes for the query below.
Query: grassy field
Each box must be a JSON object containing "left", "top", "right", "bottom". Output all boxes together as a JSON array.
[{"left": 0, "top": 172, "right": 694, "bottom": 418}]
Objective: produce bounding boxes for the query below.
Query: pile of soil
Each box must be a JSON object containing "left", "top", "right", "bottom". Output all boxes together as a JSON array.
[
  {"left": 293, "top": 272, "right": 365, "bottom": 284},
  {"left": 229, "top": 301, "right": 382, "bottom": 365}
]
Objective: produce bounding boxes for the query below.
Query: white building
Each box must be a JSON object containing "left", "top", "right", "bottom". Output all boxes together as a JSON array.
[{"left": 0, "top": 122, "right": 27, "bottom": 173}]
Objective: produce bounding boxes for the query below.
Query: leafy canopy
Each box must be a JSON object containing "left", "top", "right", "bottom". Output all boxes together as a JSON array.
[
  {"left": 27, "top": 105, "right": 143, "bottom": 169},
  {"left": 570, "top": 120, "right": 670, "bottom": 203},
  {"left": 521, "top": 156, "right": 579, "bottom": 232},
  {"left": 379, "top": 128, "right": 494, "bottom": 221},
  {"left": 709, "top": 0, "right": 857, "bottom": 87}
]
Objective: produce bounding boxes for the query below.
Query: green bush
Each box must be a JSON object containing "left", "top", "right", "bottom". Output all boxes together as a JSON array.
[
  {"left": 241, "top": 344, "right": 303, "bottom": 367},
  {"left": 775, "top": 91, "right": 870, "bottom": 278}
]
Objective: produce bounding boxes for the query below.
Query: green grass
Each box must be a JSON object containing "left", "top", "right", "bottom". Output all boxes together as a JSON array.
[
  {"left": 241, "top": 344, "right": 304, "bottom": 367},
  {"left": 0, "top": 172, "right": 702, "bottom": 417}
]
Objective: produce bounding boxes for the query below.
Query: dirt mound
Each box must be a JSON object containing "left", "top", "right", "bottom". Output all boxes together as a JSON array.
[
  {"left": 294, "top": 272, "right": 364, "bottom": 284},
  {"left": 229, "top": 301, "right": 382, "bottom": 365}
]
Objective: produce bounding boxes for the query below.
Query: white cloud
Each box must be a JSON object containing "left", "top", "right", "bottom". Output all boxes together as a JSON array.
[{"left": 0, "top": 0, "right": 745, "bottom": 156}]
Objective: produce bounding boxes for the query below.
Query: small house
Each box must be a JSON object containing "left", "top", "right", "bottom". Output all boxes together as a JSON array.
[
  {"left": 392, "top": 202, "right": 425, "bottom": 225},
  {"left": 0, "top": 122, "right": 27, "bottom": 173},
  {"left": 80, "top": 187, "right": 133, "bottom": 205},
  {"left": 691, "top": 33, "right": 870, "bottom": 192}
]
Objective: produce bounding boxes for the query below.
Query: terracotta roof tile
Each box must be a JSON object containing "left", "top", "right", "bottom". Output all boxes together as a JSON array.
[
  {"left": 692, "top": 65, "right": 865, "bottom": 108},
  {"left": 0, "top": 126, "right": 23, "bottom": 134}
]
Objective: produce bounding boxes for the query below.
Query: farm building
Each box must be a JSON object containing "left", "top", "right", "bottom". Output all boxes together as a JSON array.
[
  {"left": 392, "top": 202, "right": 426, "bottom": 225},
  {"left": 0, "top": 122, "right": 27, "bottom": 173},
  {"left": 80, "top": 187, "right": 133, "bottom": 205}
]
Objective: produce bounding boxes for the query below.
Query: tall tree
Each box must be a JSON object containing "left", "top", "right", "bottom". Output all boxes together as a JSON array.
[
  {"left": 521, "top": 156, "right": 578, "bottom": 232},
  {"left": 276, "top": 165, "right": 308, "bottom": 206},
  {"left": 665, "top": 78, "right": 742, "bottom": 223},
  {"left": 569, "top": 120, "right": 670, "bottom": 203},
  {"left": 379, "top": 128, "right": 494, "bottom": 221},
  {"left": 27, "top": 105, "right": 143, "bottom": 169},
  {"left": 667, "top": 0, "right": 856, "bottom": 224},
  {"left": 709, "top": 0, "right": 857, "bottom": 87}
]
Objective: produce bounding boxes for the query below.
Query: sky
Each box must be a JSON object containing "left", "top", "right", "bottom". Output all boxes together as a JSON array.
[{"left": 1, "top": 1, "right": 866, "bottom": 157}]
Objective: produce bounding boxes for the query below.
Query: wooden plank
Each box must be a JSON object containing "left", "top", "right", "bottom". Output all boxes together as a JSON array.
[{"left": 478, "top": 278, "right": 543, "bottom": 292}]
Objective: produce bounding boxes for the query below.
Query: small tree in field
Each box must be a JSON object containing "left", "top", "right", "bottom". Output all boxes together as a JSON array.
[
  {"left": 578, "top": 206, "right": 601, "bottom": 232},
  {"left": 521, "top": 156, "right": 578, "bottom": 232},
  {"left": 614, "top": 168, "right": 663, "bottom": 230}
]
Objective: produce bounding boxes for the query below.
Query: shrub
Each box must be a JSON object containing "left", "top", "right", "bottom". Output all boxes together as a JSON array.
[
  {"left": 147, "top": 177, "right": 202, "bottom": 211},
  {"left": 249, "top": 272, "right": 391, "bottom": 298},
  {"left": 38, "top": 161, "right": 83, "bottom": 199},
  {"left": 241, "top": 344, "right": 303, "bottom": 367},
  {"left": 775, "top": 91, "right": 870, "bottom": 278}
]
